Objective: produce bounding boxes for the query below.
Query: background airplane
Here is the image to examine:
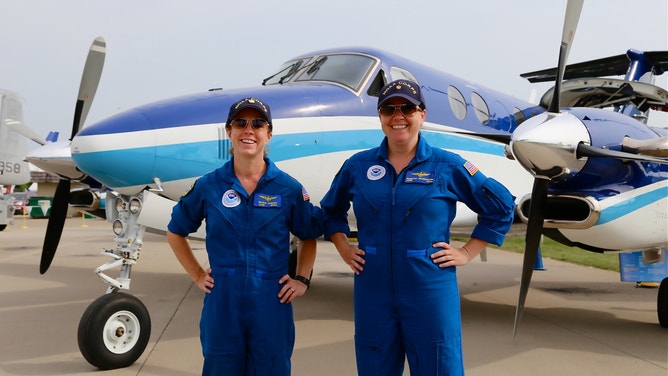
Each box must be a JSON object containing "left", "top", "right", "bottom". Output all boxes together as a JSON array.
[
  {"left": 0, "top": 89, "right": 46, "bottom": 231},
  {"left": 5, "top": 0, "right": 668, "bottom": 370}
]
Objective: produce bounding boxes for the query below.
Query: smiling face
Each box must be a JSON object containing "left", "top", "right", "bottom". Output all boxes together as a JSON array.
[
  {"left": 378, "top": 97, "right": 425, "bottom": 150},
  {"left": 226, "top": 108, "right": 272, "bottom": 159}
]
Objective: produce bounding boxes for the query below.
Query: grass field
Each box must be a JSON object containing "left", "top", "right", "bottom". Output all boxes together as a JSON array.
[
  {"left": 492, "top": 235, "right": 621, "bottom": 272},
  {"left": 452, "top": 234, "right": 621, "bottom": 272}
]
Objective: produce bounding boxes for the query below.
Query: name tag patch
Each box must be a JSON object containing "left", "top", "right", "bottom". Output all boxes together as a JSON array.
[
  {"left": 254, "top": 193, "right": 282, "bottom": 208},
  {"left": 404, "top": 170, "right": 435, "bottom": 184}
]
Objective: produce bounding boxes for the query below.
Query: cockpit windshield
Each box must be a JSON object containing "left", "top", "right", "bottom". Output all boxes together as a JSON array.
[
  {"left": 262, "top": 58, "right": 311, "bottom": 86},
  {"left": 263, "top": 53, "right": 377, "bottom": 92}
]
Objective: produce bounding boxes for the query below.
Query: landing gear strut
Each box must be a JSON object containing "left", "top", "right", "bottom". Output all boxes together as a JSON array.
[{"left": 78, "top": 191, "right": 152, "bottom": 369}]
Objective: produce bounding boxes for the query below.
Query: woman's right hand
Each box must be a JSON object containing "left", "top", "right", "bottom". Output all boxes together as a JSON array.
[
  {"left": 339, "top": 243, "right": 366, "bottom": 275},
  {"left": 195, "top": 267, "right": 214, "bottom": 293},
  {"left": 330, "top": 232, "right": 365, "bottom": 275}
]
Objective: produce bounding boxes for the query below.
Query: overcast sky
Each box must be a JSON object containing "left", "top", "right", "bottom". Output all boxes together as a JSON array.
[{"left": 2, "top": 0, "right": 666, "bottom": 145}]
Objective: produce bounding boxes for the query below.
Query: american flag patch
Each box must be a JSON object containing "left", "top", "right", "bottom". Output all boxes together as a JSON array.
[
  {"left": 302, "top": 187, "right": 310, "bottom": 201},
  {"left": 463, "top": 161, "right": 478, "bottom": 176}
]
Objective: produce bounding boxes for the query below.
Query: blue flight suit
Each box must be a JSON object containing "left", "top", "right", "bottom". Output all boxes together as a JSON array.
[
  {"left": 168, "top": 157, "right": 322, "bottom": 376},
  {"left": 321, "top": 135, "right": 515, "bottom": 376}
]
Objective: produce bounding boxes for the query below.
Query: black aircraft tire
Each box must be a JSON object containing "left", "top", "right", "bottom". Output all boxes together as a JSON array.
[
  {"left": 658, "top": 277, "right": 668, "bottom": 328},
  {"left": 0, "top": 224, "right": 6, "bottom": 231},
  {"left": 78, "top": 292, "right": 151, "bottom": 370}
]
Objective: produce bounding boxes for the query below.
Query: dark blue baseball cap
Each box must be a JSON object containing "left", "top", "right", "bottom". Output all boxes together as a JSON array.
[
  {"left": 377, "top": 79, "right": 425, "bottom": 109},
  {"left": 226, "top": 97, "right": 272, "bottom": 129}
]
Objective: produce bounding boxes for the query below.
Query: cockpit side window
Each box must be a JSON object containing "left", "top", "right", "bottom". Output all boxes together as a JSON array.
[
  {"left": 368, "top": 67, "right": 418, "bottom": 99},
  {"left": 389, "top": 66, "right": 418, "bottom": 83},
  {"left": 366, "top": 69, "right": 387, "bottom": 97}
]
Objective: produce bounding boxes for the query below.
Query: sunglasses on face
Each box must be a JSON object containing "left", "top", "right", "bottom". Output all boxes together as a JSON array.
[
  {"left": 378, "top": 103, "right": 421, "bottom": 117},
  {"left": 230, "top": 118, "right": 270, "bottom": 129}
]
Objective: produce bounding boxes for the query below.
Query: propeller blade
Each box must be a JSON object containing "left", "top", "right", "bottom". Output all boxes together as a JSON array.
[
  {"left": 577, "top": 143, "right": 668, "bottom": 164},
  {"left": 622, "top": 136, "right": 668, "bottom": 158},
  {"left": 420, "top": 125, "right": 512, "bottom": 145},
  {"left": 39, "top": 179, "right": 71, "bottom": 274},
  {"left": 462, "top": 132, "right": 511, "bottom": 145},
  {"left": 513, "top": 177, "right": 549, "bottom": 338},
  {"left": 548, "top": 0, "right": 584, "bottom": 113},
  {"left": 71, "top": 37, "right": 106, "bottom": 140}
]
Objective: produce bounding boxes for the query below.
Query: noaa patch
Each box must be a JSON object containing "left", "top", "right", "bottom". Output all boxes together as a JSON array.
[
  {"left": 222, "top": 189, "right": 241, "bottom": 208},
  {"left": 367, "top": 165, "right": 386, "bottom": 181}
]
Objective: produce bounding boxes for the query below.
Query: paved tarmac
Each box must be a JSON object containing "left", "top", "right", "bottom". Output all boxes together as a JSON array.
[{"left": 1, "top": 217, "right": 666, "bottom": 375}]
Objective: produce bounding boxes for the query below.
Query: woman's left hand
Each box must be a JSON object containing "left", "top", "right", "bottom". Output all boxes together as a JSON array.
[
  {"left": 278, "top": 274, "right": 308, "bottom": 303},
  {"left": 430, "top": 242, "right": 471, "bottom": 268}
]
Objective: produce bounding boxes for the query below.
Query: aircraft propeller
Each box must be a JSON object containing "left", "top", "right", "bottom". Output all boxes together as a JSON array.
[
  {"left": 40, "top": 37, "right": 106, "bottom": 274},
  {"left": 461, "top": 0, "right": 668, "bottom": 337},
  {"left": 509, "top": 0, "right": 584, "bottom": 337}
]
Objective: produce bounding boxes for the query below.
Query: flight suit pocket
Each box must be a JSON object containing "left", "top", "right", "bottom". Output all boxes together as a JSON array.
[
  {"left": 407, "top": 249, "right": 429, "bottom": 258},
  {"left": 356, "top": 245, "right": 381, "bottom": 286},
  {"left": 354, "top": 335, "right": 383, "bottom": 373},
  {"left": 247, "top": 356, "right": 279, "bottom": 376},
  {"left": 362, "top": 245, "right": 377, "bottom": 255},
  {"left": 481, "top": 178, "right": 515, "bottom": 213},
  {"left": 405, "top": 248, "right": 456, "bottom": 285},
  {"left": 435, "top": 338, "right": 464, "bottom": 375}
]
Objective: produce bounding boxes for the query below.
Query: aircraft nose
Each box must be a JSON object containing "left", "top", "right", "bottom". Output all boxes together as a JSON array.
[
  {"left": 510, "top": 111, "right": 591, "bottom": 181},
  {"left": 70, "top": 109, "right": 157, "bottom": 192}
]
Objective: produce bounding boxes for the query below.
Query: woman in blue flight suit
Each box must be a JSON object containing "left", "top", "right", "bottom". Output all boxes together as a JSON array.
[
  {"left": 321, "top": 80, "right": 516, "bottom": 376},
  {"left": 167, "top": 97, "right": 322, "bottom": 376}
]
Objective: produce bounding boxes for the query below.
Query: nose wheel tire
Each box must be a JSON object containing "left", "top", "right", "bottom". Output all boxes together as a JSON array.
[{"left": 78, "top": 292, "right": 151, "bottom": 369}]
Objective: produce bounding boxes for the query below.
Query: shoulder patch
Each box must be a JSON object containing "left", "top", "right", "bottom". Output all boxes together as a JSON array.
[
  {"left": 463, "top": 161, "right": 479, "bottom": 176},
  {"left": 182, "top": 181, "right": 196, "bottom": 197}
]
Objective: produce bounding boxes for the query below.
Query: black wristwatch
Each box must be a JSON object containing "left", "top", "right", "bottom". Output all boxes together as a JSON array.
[{"left": 294, "top": 275, "right": 310, "bottom": 289}]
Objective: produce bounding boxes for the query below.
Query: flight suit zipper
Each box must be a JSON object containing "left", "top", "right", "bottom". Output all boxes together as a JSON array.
[
  {"left": 244, "top": 178, "right": 267, "bottom": 292},
  {"left": 387, "top": 158, "right": 419, "bottom": 314}
]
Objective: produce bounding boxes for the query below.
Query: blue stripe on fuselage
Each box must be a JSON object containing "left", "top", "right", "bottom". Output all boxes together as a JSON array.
[
  {"left": 72, "top": 128, "right": 506, "bottom": 189},
  {"left": 598, "top": 187, "right": 668, "bottom": 225},
  {"left": 422, "top": 131, "right": 505, "bottom": 155}
]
